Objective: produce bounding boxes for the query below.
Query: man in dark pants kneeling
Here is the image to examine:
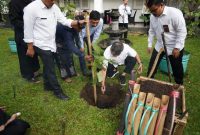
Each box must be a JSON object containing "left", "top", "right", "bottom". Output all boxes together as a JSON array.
[{"left": 56, "top": 21, "right": 90, "bottom": 81}]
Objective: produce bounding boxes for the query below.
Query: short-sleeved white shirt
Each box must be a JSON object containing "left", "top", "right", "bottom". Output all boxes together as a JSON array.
[{"left": 103, "top": 43, "right": 137, "bottom": 68}]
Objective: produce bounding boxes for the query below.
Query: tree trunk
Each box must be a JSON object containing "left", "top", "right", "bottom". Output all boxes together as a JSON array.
[{"left": 0, "top": 13, "right": 3, "bottom": 22}]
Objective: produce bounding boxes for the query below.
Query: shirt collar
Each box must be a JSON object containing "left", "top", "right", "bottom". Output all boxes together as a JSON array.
[
  {"left": 162, "top": 6, "right": 168, "bottom": 16},
  {"left": 38, "top": 0, "right": 47, "bottom": 9}
]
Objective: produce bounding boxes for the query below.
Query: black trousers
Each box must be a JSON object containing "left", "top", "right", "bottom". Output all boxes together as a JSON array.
[
  {"left": 147, "top": 48, "right": 184, "bottom": 84},
  {"left": 107, "top": 56, "right": 136, "bottom": 75},
  {"left": 14, "top": 28, "right": 40, "bottom": 80},
  {"left": 34, "top": 47, "right": 62, "bottom": 94},
  {"left": 119, "top": 23, "right": 128, "bottom": 38},
  {"left": 56, "top": 47, "right": 75, "bottom": 78}
]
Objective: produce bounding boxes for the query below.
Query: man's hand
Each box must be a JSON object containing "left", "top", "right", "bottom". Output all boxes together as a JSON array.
[
  {"left": 0, "top": 125, "right": 5, "bottom": 132},
  {"left": 80, "top": 48, "right": 84, "bottom": 52},
  {"left": 74, "top": 19, "right": 86, "bottom": 32},
  {"left": 137, "top": 63, "right": 143, "bottom": 74},
  {"left": 147, "top": 47, "right": 152, "bottom": 54},
  {"left": 26, "top": 43, "right": 35, "bottom": 57},
  {"left": 78, "top": 20, "right": 86, "bottom": 26},
  {"left": 172, "top": 48, "right": 180, "bottom": 58},
  {"left": 85, "top": 55, "right": 94, "bottom": 62},
  {"left": 71, "top": 20, "right": 86, "bottom": 30}
]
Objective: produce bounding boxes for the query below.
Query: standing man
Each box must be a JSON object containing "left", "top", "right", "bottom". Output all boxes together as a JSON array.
[
  {"left": 23, "top": 0, "right": 84, "bottom": 100},
  {"left": 79, "top": 10, "right": 103, "bottom": 53},
  {"left": 9, "top": 0, "right": 40, "bottom": 83},
  {"left": 146, "top": 0, "right": 187, "bottom": 84},
  {"left": 118, "top": 0, "right": 131, "bottom": 39}
]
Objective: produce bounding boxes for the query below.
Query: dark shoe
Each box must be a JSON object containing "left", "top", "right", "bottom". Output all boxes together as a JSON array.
[
  {"left": 55, "top": 93, "right": 70, "bottom": 100},
  {"left": 107, "top": 70, "right": 119, "bottom": 78},
  {"left": 27, "top": 77, "right": 40, "bottom": 84},
  {"left": 119, "top": 75, "right": 126, "bottom": 86}
]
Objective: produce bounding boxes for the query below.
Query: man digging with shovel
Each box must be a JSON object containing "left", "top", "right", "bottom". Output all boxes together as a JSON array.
[{"left": 146, "top": 0, "right": 187, "bottom": 85}]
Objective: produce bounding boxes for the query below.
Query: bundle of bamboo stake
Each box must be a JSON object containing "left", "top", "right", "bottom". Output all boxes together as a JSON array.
[{"left": 124, "top": 84, "right": 170, "bottom": 135}]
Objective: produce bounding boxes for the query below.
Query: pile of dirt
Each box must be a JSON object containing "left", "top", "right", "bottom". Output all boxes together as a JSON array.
[
  {"left": 80, "top": 83, "right": 125, "bottom": 109},
  {"left": 140, "top": 80, "right": 174, "bottom": 98},
  {"left": 140, "top": 80, "right": 182, "bottom": 109}
]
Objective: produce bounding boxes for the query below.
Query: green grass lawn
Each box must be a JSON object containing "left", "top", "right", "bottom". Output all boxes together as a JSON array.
[{"left": 0, "top": 28, "right": 200, "bottom": 135}]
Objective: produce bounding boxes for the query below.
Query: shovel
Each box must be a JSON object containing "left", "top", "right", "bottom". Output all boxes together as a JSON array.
[{"left": 161, "top": 25, "right": 172, "bottom": 82}]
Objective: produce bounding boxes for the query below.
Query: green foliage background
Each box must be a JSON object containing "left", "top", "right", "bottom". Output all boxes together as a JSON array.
[{"left": 182, "top": 0, "right": 200, "bottom": 37}]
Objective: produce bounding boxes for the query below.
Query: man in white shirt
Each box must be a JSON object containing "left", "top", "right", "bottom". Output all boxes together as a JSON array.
[
  {"left": 118, "top": 0, "right": 131, "bottom": 38},
  {"left": 146, "top": 0, "right": 187, "bottom": 84},
  {"left": 23, "top": 0, "right": 85, "bottom": 100},
  {"left": 100, "top": 41, "right": 143, "bottom": 93}
]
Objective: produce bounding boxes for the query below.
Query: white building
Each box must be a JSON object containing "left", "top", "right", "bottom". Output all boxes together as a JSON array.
[{"left": 59, "top": 0, "right": 147, "bottom": 23}]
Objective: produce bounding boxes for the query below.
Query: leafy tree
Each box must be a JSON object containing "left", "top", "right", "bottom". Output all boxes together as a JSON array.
[
  {"left": 181, "top": 0, "right": 200, "bottom": 37},
  {"left": 60, "top": 2, "right": 76, "bottom": 19}
]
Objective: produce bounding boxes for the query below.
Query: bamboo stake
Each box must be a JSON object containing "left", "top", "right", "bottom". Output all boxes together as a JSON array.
[
  {"left": 139, "top": 93, "right": 154, "bottom": 135},
  {"left": 154, "top": 95, "right": 169, "bottom": 135},
  {"left": 148, "top": 48, "right": 164, "bottom": 78},
  {"left": 85, "top": 14, "right": 97, "bottom": 104},
  {"left": 147, "top": 97, "right": 161, "bottom": 135},
  {"left": 127, "top": 84, "right": 140, "bottom": 133},
  {"left": 133, "top": 92, "right": 146, "bottom": 135}
]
